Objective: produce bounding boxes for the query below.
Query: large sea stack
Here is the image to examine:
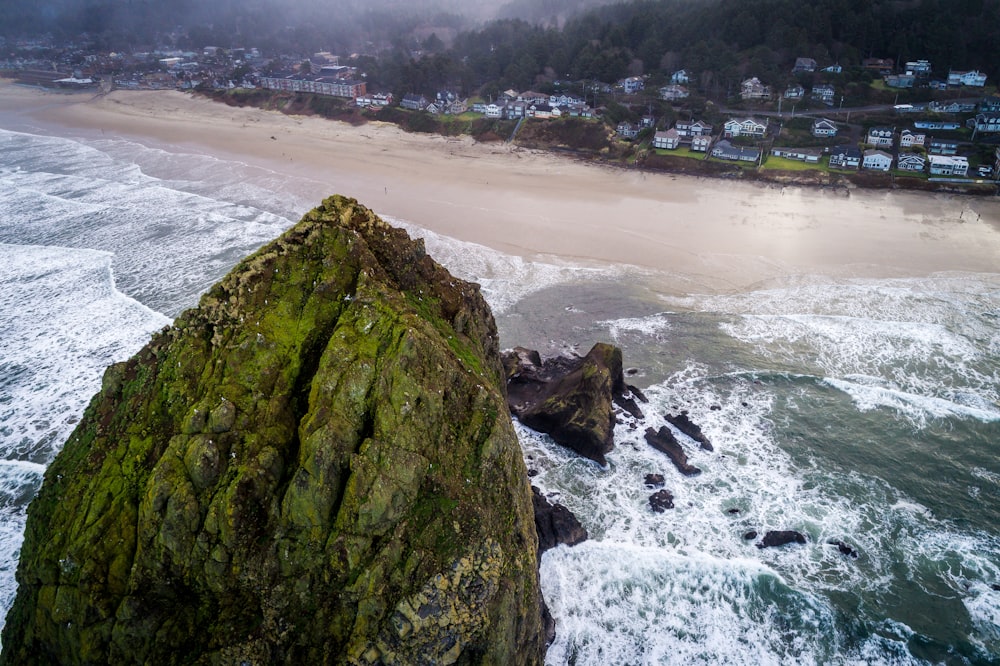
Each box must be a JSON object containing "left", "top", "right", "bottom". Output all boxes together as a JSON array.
[{"left": 1, "top": 196, "right": 546, "bottom": 665}]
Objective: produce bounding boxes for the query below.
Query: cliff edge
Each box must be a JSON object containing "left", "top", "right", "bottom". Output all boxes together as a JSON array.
[{"left": 0, "top": 195, "right": 545, "bottom": 665}]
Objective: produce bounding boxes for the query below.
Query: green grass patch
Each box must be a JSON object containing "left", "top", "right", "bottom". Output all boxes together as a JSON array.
[
  {"left": 761, "top": 155, "right": 828, "bottom": 172},
  {"left": 653, "top": 146, "right": 704, "bottom": 160}
]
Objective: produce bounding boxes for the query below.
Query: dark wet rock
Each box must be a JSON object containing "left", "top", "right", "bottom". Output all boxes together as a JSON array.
[
  {"left": 726, "top": 508, "right": 741, "bottom": 515},
  {"left": 743, "top": 531, "right": 758, "bottom": 540},
  {"left": 615, "top": 394, "right": 644, "bottom": 420},
  {"left": 992, "top": 584, "right": 1000, "bottom": 592},
  {"left": 709, "top": 405, "right": 721, "bottom": 411},
  {"left": 1, "top": 196, "right": 546, "bottom": 666},
  {"left": 503, "top": 343, "right": 630, "bottom": 466},
  {"left": 649, "top": 489, "right": 675, "bottom": 513},
  {"left": 644, "top": 426, "right": 701, "bottom": 476},
  {"left": 532, "top": 486, "right": 588, "bottom": 554},
  {"left": 665, "top": 411, "right": 713, "bottom": 451},
  {"left": 644, "top": 473, "right": 665, "bottom": 488},
  {"left": 757, "top": 530, "right": 808, "bottom": 548},
  {"left": 627, "top": 384, "right": 648, "bottom": 403},
  {"left": 528, "top": 468, "right": 539, "bottom": 477},
  {"left": 626, "top": 367, "right": 639, "bottom": 376},
  {"left": 827, "top": 539, "right": 860, "bottom": 559}
]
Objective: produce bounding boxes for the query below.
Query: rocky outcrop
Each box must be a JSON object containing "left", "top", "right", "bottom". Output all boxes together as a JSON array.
[
  {"left": 648, "top": 490, "right": 675, "bottom": 513},
  {"left": 1, "top": 196, "right": 545, "bottom": 666},
  {"left": 644, "top": 426, "right": 702, "bottom": 476},
  {"left": 531, "top": 487, "right": 588, "bottom": 554},
  {"left": 503, "top": 343, "right": 641, "bottom": 466},
  {"left": 665, "top": 412, "right": 713, "bottom": 451},
  {"left": 756, "top": 530, "right": 808, "bottom": 549}
]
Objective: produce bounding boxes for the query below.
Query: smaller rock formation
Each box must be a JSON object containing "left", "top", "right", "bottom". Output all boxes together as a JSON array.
[
  {"left": 827, "top": 539, "right": 859, "bottom": 559},
  {"left": 531, "top": 487, "right": 588, "bottom": 554},
  {"left": 649, "top": 490, "right": 675, "bottom": 513},
  {"left": 743, "top": 531, "right": 758, "bottom": 541},
  {"left": 757, "top": 530, "right": 808, "bottom": 548},
  {"left": 644, "top": 426, "right": 701, "bottom": 476},
  {"left": 503, "top": 343, "right": 636, "bottom": 466},
  {"left": 644, "top": 473, "right": 665, "bottom": 488},
  {"left": 665, "top": 411, "right": 714, "bottom": 451}
]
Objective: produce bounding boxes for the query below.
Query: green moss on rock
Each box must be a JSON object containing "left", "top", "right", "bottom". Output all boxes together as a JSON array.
[{"left": 1, "top": 195, "right": 544, "bottom": 665}]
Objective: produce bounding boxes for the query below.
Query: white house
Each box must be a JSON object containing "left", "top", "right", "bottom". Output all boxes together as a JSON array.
[
  {"left": 948, "top": 70, "right": 987, "bottom": 87},
  {"left": 811, "top": 118, "right": 838, "bottom": 137},
  {"left": 621, "top": 76, "right": 645, "bottom": 94},
  {"left": 653, "top": 129, "right": 681, "bottom": 150},
  {"left": 740, "top": 77, "right": 771, "bottom": 100},
  {"left": 866, "top": 126, "right": 895, "bottom": 147},
  {"left": 659, "top": 84, "right": 689, "bottom": 101},
  {"left": 928, "top": 155, "right": 969, "bottom": 176},
  {"left": 676, "top": 119, "right": 713, "bottom": 136},
  {"left": 724, "top": 117, "right": 768, "bottom": 138},
  {"left": 671, "top": 69, "right": 690, "bottom": 84},
  {"left": 691, "top": 135, "right": 713, "bottom": 152},
  {"left": 485, "top": 103, "right": 503, "bottom": 118},
  {"left": 899, "top": 129, "right": 926, "bottom": 148},
  {"left": 616, "top": 121, "right": 639, "bottom": 139},
  {"left": 897, "top": 153, "right": 926, "bottom": 172},
  {"left": 970, "top": 112, "right": 1000, "bottom": 133},
  {"left": 862, "top": 149, "right": 893, "bottom": 171}
]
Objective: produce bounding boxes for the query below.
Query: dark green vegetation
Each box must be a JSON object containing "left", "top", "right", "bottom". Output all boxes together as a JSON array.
[{"left": 0, "top": 196, "right": 545, "bottom": 665}]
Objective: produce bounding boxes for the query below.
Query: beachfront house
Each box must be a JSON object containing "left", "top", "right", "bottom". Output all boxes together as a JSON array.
[
  {"left": 616, "top": 122, "right": 640, "bottom": 139},
  {"left": 862, "top": 149, "right": 893, "bottom": 171},
  {"left": 928, "top": 155, "right": 969, "bottom": 176},
  {"left": 691, "top": 135, "right": 713, "bottom": 152},
  {"left": 771, "top": 147, "right": 822, "bottom": 163},
  {"left": 676, "top": 120, "right": 713, "bottom": 136},
  {"left": 527, "top": 103, "right": 559, "bottom": 119},
  {"left": 740, "top": 77, "right": 771, "bottom": 100},
  {"left": 401, "top": 93, "right": 430, "bottom": 110},
  {"left": 866, "top": 126, "right": 895, "bottom": 147},
  {"left": 811, "top": 118, "right": 838, "bottom": 137},
  {"left": 653, "top": 129, "right": 681, "bottom": 150},
  {"left": 948, "top": 70, "right": 987, "bottom": 87},
  {"left": 829, "top": 145, "right": 861, "bottom": 169},
  {"left": 929, "top": 138, "right": 959, "bottom": 155},
  {"left": 724, "top": 117, "right": 768, "bottom": 138},
  {"left": 712, "top": 140, "right": 760, "bottom": 162},
  {"left": 897, "top": 153, "right": 927, "bottom": 172}
]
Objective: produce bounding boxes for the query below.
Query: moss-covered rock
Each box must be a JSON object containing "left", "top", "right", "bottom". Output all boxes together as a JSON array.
[{"left": 1, "top": 195, "right": 545, "bottom": 665}]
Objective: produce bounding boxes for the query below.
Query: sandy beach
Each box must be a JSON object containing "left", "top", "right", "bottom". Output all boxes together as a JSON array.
[{"left": 2, "top": 80, "right": 999, "bottom": 293}]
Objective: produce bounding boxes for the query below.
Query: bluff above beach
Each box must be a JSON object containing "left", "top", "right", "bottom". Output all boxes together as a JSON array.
[{"left": 0, "top": 195, "right": 546, "bottom": 665}]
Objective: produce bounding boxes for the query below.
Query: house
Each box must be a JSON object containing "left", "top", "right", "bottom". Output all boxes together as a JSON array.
[
  {"left": 712, "top": 140, "right": 761, "bottom": 162},
  {"left": 811, "top": 84, "right": 836, "bottom": 105},
  {"left": 771, "top": 146, "right": 822, "bottom": 163},
  {"left": 928, "top": 155, "right": 969, "bottom": 176},
  {"left": 518, "top": 90, "right": 549, "bottom": 104},
  {"left": 914, "top": 120, "right": 961, "bottom": 131},
  {"left": 471, "top": 102, "right": 488, "bottom": 113},
  {"left": 659, "top": 84, "right": 689, "bottom": 101},
  {"left": 400, "top": 93, "right": 430, "bottom": 110},
  {"left": 928, "top": 138, "right": 959, "bottom": 155},
  {"left": 484, "top": 103, "right": 503, "bottom": 118},
  {"left": 616, "top": 121, "right": 640, "bottom": 139},
  {"left": 620, "top": 76, "right": 645, "bottom": 94},
  {"left": 929, "top": 100, "right": 977, "bottom": 113},
  {"left": 527, "top": 103, "right": 559, "bottom": 119},
  {"left": 505, "top": 101, "right": 527, "bottom": 118},
  {"left": 828, "top": 145, "right": 861, "bottom": 169},
  {"left": 784, "top": 84, "right": 805, "bottom": 99},
  {"left": 499, "top": 89, "right": 520, "bottom": 102},
  {"left": 980, "top": 97, "right": 1000, "bottom": 113},
  {"left": 929, "top": 80, "right": 949, "bottom": 90},
  {"left": 355, "top": 92, "right": 393, "bottom": 108},
  {"left": 866, "top": 126, "right": 895, "bottom": 147},
  {"left": 549, "top": 93, "right": 583, "bottom": 107},
  {"left": 897, "top": 153, "right": 927, "bottom": 172},
  {"left": 863, "top": 58, "right": 894, "bottom": 75},
  {"left": 905, "top": 60, "right": 932, "bottom": 74},
  {"left": 823, "top": 64, "right": 843, "bottom": 73},
  {"left": 899, "top": 129, "right": 926, "bottom": 148},
  {"left": 691, "top": 135, "right": 713, "bottom": 152},
  {"left": 811, "top": 118, "right": 838, "bottom": 137},
  {"left": 885, "top": 74, "right": 915, "bottom": 88},
  {"left": 969, "top": 112, "right": 1000, "bottom": 133},
  {"left": 564, "top": 103, "right": 594, "bottom": 118},
  {"left": 793, "top": 57, "right": 817, "bottom": 73},
  {"left": 653, "top": 129, "right": 681, "bottom": 150},
  {"left": 671, "top": 69, "right": 690, "bottom": 84},
  {"left": 639, "top": 115, "right": 656, "bottom": 129},
  {"left": 676, "top": 120, "right": 713, "bottom": 136},
  {"left": 740, "top": 77, "right": 771, "bottom": 100},
  {"left": 948, "top": 70, "right": 987, "bottom": 87},
  {"left": 862, "top": 149, "right": 893, "bottom": 171},
  {"left": 724, "top": 117, "right": 768, "bottom": 138}
]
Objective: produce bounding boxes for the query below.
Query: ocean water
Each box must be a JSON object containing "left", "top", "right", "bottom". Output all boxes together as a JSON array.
[{"left": 1, "top": 125, "right": 999, "bottom": 665}]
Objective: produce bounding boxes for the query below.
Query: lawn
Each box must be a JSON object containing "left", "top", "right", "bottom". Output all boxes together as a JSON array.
[
  {"left": 761, "top": 155, "right": 829, "bottom": 172},
  {"left": 653, "top": 145, "right": 705, "bottom": 160}
]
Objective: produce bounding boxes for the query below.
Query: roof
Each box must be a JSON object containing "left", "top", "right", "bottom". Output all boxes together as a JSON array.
[{"left": 831, "top": 145, "right": 861, "bottom": 157}]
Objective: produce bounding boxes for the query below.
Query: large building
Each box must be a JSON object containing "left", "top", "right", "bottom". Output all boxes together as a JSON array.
[{"left": 260, "top": 72, "right": 366, "bottom": 99}]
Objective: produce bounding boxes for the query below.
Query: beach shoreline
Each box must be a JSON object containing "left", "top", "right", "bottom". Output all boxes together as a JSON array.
[{"left": 3, "top": 80, "right": 1000, "bottom": 295}]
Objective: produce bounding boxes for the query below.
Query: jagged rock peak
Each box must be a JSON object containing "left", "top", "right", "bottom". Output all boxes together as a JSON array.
[{"left": 1, "top": 195, "right": 545, "bottom": 666}]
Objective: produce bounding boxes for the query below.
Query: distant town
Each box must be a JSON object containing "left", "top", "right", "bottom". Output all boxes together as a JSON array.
[{"left": 4, "top": 36, "right": 999, "bottom": 193}]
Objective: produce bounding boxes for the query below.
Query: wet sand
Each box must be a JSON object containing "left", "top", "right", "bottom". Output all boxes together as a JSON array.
[{"left": 3, "top": 81, "right": 999, "bottom": 293}]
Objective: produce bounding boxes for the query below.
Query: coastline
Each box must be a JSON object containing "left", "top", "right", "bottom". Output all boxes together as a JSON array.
[{"left": 3, "top": 80, "right": 1000, "bottom": 295}]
